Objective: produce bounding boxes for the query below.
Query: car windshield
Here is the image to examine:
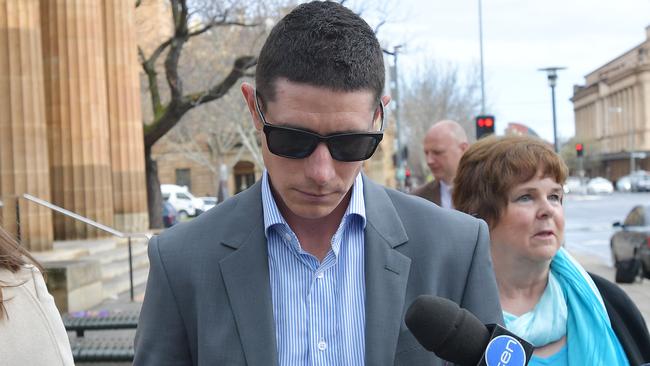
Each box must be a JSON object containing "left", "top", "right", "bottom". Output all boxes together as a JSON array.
[{"left": 623, "top": 206, "right": 645, "bottom": 226}]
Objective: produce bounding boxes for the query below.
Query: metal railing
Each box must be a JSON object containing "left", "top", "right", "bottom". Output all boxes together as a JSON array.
[{"left": 21, "top": 193, "right": 152, "bottom": 301}]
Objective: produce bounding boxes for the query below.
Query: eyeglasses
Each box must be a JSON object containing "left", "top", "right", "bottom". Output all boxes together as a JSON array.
[{"left": 254, "top": 90, "right": 385, "bottom": 162}]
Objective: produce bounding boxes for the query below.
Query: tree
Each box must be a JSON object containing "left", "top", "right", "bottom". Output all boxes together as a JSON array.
[
  {"left": 400, "top": 62, "right": 484, "bottom": 184},
  {"left": 137, "top": 0, "right": 260, "bottom": 227},
  {"left": 138, "top": 0, "right": 393, "bottom": 227},
  {"left": 164, "top": 88, "right": 263, "bottom": 198}
]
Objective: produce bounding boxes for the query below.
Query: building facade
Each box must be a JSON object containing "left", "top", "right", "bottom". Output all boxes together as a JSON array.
[
  {"left": 572, "top": 26, "right": 650, "bottom": 180},
  {"left": 0, "top": 0, "right": 149, "bottom": 249}
]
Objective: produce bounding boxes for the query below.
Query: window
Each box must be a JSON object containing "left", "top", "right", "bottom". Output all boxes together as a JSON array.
[
  {"left": 176, "top": 192, "right": 191, "bottom": 200},
  {"left": 176, "top": 169, "right": 191, "bottom": 190},
  {"left": 234, "top": 161, "right": 256, "bottom": 194},
  {"left": 624, "top": 206, "right": 645, "bottom": 226}
]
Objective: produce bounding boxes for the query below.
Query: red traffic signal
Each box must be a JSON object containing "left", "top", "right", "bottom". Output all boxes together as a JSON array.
[
  {"left": 575, "top": 143, "right": 584, "bottom": 157},
  {"left": 476, "top": 115, "right": 495, "bottom": 139}
]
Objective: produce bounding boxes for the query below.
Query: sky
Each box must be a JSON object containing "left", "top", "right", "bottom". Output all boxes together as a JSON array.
[{"left": 376, "top": 0, "right": 650, "bottom": 144}]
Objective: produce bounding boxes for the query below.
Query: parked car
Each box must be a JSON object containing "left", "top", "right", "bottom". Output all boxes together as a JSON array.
[
  {"left": 161, "top": 184, "right": 205, "bottom": 220},
  {"left": 611, "top": 204, "right": 650, "bottom": 283},
  {"left": 616, "top": 175, "right": 633, "bottom": 192},
  {"left": 200, "top": 196, "right": 217, "bottom": 211},
  {"left": 634, "top": 174, "right": 650, "bottom": 192},
  {"left": 563, "top": 176, "right": 584, "bottom": 194},
  {"left": 627, "top": 170, "right": 650, "bottom": 192},
  {"left": 162, "top": 200, "right": 178, "bottom": 228},
  {"left": 586, "top": 177, "right": 614, "bottom": 194}
]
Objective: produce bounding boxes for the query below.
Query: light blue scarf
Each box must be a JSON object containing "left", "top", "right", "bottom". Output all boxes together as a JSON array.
[
  {"left": 503, "top": 271, "right": 567, "bottom": 347},
  {"left": 504, "top": 248, "right": 626, "bottom": 364},
  {"left": 551, "top": 248, "right": 628, "bottom": 364}
]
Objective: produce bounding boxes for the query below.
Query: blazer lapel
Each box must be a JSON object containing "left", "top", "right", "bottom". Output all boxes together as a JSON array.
[
  {"left": 219, "top": 182, "right": 278, "bottom": 366},
  {"left": 363, "top": 177, "right": 412, "bottom": 366}
]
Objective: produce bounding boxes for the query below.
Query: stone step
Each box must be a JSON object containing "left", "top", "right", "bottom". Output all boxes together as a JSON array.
[
  {"left": 100, "top": 250, "right": 149, "bottom": 282},
  {"left": 103, "top": 266, "right": 149, "bottom": 300},
  {"left": 86, "top": 241, "right": 148, "bottom": 265},
  {"left": 53, "top": 238, "right": 120, "bottom": 255}
]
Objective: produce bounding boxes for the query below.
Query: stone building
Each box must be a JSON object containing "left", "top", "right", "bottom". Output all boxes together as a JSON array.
[
  {"left": 0, "top": 0, "right": 148, "bottom": 249},
  {"left": 572, "top": 25, "right": 650, "bottom": 180}
]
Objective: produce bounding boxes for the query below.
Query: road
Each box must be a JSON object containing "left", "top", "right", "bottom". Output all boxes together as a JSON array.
[{"left": 564, "top": 192, "right": 650, "bottom": 265}]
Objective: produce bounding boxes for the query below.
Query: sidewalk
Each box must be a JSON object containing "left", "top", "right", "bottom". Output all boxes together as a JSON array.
[{"left": 569, "top": 249, "right": 650, "bottom": 327}]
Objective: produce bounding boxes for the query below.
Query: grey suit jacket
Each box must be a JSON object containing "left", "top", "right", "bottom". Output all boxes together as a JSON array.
[
  {"left": 411, "top": 180, "right": 441, "bottom": 206},
  {"left": 134, "top": 175, "right": 501, "bottom": 366}
]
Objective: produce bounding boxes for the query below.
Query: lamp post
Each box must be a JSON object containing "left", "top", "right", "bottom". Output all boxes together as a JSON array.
[
  {"left": 478, "top": 0, "right": 486, "bottom": 114},
  {"left": 538, "top": 67, "right": 566, "bottom": 152},
  {"left": 388, "top": 45, "right": 405, "bottom": 191}
]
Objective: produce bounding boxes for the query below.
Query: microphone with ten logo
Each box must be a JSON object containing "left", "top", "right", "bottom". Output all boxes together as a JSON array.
[{"left": 405, "top": 295, "right": 534, "bottom": 366}]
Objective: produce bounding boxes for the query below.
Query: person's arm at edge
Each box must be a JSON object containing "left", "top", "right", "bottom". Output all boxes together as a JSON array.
[
  {"left": 459, "top": 219, "right": 504, "bottom": 325},
  {"left": 133, "top": 236, "right": 192, "bottom": 366}
]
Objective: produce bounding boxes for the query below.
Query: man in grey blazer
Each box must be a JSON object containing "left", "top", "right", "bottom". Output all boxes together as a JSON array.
[{"left": 134, "top": 2, "right": 501, "bottom": 365}]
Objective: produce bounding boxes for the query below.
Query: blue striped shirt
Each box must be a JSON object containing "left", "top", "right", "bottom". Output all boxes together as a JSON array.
[{"left": 262, "top": 171, "right": 366, "bottom": 366}]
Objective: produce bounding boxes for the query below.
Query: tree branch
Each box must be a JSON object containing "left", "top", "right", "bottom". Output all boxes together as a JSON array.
[{"left": 144, "top": 55, "right": 257, "bottom": 148}]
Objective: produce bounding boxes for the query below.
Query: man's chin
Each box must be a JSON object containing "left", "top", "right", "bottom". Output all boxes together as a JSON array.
[{"left": 290, "top": 205, "right": 337, "bottom": 220}]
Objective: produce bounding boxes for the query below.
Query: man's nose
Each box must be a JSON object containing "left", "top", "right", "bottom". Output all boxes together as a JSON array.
[{"left": 304, "top": 143, "right": 336, "bottom": 185}]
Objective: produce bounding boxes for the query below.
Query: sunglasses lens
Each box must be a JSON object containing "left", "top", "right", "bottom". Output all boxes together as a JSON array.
[
  {"left": 265, "top": 127, "right": 318, "bottom": 159},
  {"left": 328, "top": 134, "right": 382, "bottom": 162}
]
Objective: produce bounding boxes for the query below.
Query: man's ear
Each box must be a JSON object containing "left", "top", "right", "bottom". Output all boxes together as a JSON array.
[
  {"left": 460, "top": 141, "right": 470, "bottom": 152},
  {"left": 241, "top": 82, "right": 262, "bottom": 131},
  {"left": 381, "top": 95, "right": 392, "bottom": 108}
]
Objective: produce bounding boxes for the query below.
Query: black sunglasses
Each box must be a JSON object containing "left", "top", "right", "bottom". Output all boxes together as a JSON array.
[{"left": 254, "top": 90, "right": 385, "bottom": 162}]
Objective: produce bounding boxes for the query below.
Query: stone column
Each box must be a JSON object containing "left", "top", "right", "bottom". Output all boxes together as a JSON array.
[
  {"left": 102, "top": 0, "right": 148, "bottom": 233},
  {"left": 40, "top": 0, "right": 114, "bottom": 239},
  {"left": 0, "top": 0, "right": 54, "bottom": 251}
]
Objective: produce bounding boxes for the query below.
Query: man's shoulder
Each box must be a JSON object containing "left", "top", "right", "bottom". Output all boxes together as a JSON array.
[
  {"left": 375, "top": 181, "right": 477, "bottom": 227},
  {"left": 410, "top": 180, "right": 441, "bottom": 204},
  {"left": 154, "top": 184, "right": 262, "bottom": 254},
  {"left": 411, "top": 180, "right": 439, "bottom": 195}
]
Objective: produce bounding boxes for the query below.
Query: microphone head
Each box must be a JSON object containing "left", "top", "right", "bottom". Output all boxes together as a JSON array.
[{"left": 405, "top": 295, "right": 491, "bottom": 366}]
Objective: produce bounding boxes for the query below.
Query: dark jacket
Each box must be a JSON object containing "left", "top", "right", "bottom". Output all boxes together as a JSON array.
[
  {"left": 590, "top": 272, "right": 650, "bottom": 364},
  {"left": 411, "top": 180, "right": 441, "bottom": 206}
]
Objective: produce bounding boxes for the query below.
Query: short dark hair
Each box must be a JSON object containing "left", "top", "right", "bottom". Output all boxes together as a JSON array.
[
  {"left": 256, "top": 1, "right": 385, "bottom": 104},
  {"left": 453, "top": 135, "right": 568, "bottom": 228}
]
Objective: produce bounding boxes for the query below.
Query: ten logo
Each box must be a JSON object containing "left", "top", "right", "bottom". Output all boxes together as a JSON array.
[{"left": 485, "top": 335, "right": 526, "bottom": 366}]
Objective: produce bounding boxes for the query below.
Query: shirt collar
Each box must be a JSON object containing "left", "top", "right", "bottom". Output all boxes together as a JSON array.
[{"left": 261, "top": 170, "right": 366, "bottom": 238}]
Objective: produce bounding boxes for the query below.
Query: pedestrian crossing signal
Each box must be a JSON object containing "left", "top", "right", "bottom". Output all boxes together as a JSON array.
[{"left": 576, "top": 143, "right": 584, "bottom": 157}]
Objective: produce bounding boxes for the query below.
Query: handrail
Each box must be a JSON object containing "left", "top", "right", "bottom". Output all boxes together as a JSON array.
[
  {"left": 21, "top": 193, "right": 152, "bottom": 301},
  {"left": 23, "top": 194, "right": 127, "bottom": 238}
]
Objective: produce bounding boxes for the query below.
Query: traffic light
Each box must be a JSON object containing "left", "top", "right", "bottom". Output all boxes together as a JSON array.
[
  {"left": 475, "top": 115, "right": 495, "bottom": 139},
  {"left": 575, "top": 143, "right": 584, "bottom": 157}
]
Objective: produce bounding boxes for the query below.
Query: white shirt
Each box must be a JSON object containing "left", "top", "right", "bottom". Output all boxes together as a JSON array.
[{"left": 440, "top": 180, "right": 454, "bottom": 209}]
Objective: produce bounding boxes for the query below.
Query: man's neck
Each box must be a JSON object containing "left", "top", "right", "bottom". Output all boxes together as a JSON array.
[{"left": 280, "top": 191, "right": 351, "bottom": 262}]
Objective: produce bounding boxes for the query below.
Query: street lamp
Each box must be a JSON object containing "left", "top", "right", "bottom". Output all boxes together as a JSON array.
[
  {"left": 387, "top": 45, "right": 405, "bottom": 191},
  {"left": 538, "top": 67, "right": 566, "bottom": 153},
  {"left": 478, "top": 0, "right": 486, "bottom": 113}
]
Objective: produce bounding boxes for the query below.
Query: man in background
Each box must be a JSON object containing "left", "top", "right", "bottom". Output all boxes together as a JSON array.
[{"left": 412, "top": 120, "right": 469, "bottom": 208}]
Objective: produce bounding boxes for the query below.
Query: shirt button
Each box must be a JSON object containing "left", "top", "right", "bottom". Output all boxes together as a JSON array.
[
  {"left": 317, "top": 340, "right": 327, "bottom": 351},
  {"left": 316, "top": 272, "right": 324, "bottom": 279},
  {"left": 283, "top": 234, "right": 291, "bottom": 241}
]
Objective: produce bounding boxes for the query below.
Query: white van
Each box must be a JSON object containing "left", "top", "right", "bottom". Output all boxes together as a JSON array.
[{"left": 161, "top": 184, "right": 205, "bottom": 220}]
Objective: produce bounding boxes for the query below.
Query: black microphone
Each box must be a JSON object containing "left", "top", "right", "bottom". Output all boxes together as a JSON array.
[{"left": 405, "top": 295, "right": 534, "bottom": 366}]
